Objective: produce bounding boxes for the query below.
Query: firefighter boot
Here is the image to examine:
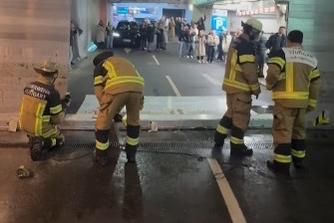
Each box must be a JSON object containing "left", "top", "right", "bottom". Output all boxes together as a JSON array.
[
  {"left": 213, "top": 130, "right": 226, "bottom": 151},
  {"left": 213, "top": 116, "right": 232, "bottom": 151},
  {"left": 125, "top": 147, "right": 137, "bottom": 163},
  {"left": 267, "top": 160, "right": 290, "bottom": 176},
  {"left": 93, "top": 149, "right": 109, "bottom": 167},
  {"left": 56, "top": 133, "right": 65, "bottom": 148},
  {"left": 230, "top": 143, "right": 253, "bottom": 156},
  {"left": 29, "top": 137, "right": 44, "bottom": 161},
  {"left": 292, "top": 157, "right": 305, "bottom": 169},
  {"left": 291, "top": 139, "right": 306, "bottom": 169},
  {"left": 230, "top": 126, "right": 252, "bottom": 156}
]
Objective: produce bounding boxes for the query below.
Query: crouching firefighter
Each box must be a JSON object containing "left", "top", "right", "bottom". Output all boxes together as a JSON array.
[
  {"left": 93, "top": 51, "right": 144, "bottom": 166},
  {"left": 213, "top": 18, "right": 262, "bottom": 156},
  {"left": 266, "top": 30, "right": 321, "bottom": 175},
  {"left": 19, "top": 62, "right": 71, "bottom": 161}
]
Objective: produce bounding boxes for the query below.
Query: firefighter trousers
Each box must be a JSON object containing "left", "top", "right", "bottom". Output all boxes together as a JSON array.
[
  {"left": 272, "top": 103, "right": 307, "bottom": 166},
  {"left": 27, "top": 126, "right": 64, "bottom": 150},
  {"left": 215, "top": 93, "right": 252, "bottom": 148},
  {"left": 95, "top": 92, "right": 142, "bottom": 155}
]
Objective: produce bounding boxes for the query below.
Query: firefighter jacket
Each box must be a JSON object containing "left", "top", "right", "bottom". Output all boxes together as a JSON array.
[
  {"left": 266, "top": 47, "right": 320, "bottom": 108},
  {"left": 93, "top": 56, "right": 144, "bottom": 103},
  {"left": 223, "top": 34, "right": 260, "bottom": 95},
  {"left": 19, "top": 78, "right": 64, "bottom": 137}
]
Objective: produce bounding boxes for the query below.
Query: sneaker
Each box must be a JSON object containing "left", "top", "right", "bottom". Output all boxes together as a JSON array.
[
  {"left": 186, "top": 55, "right": 190, "bottom": 59},
  {"left": 30, "top": 138, "right": 44, "bottom": 161},
  {"left": 198, "top": 60, "right": 202, "bottom": 63},
  {"left": 190, "top": 55, "right": 194, "bottom": 59}
]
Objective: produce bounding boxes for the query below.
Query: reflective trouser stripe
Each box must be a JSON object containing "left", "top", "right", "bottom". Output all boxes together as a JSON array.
[
  {"left": 216, "top": 124, "right": 228, "bottom": 135},
  {"left": 230, "top": 136, "right": 244, "bottom": 145},
  {"left": 308, "top": 99, "right": 317, "bottom": 108},
  {"left": 291, "top": 149, "right": 305, "bottom": 158},
  {"left": 42, "top": 128, "right": 58, "bottom": 138},
  {"left": 96, "top": 140, "right": 110, "bottom": 151},
  {"left": 274, "top": 153, "right": 292, "bottom": 163},
  {"left": 50, "top": 104, "right": 62, "bottom": 115},
  {"left": 127, "top": 137, "right": 139, "bottom": 146}
]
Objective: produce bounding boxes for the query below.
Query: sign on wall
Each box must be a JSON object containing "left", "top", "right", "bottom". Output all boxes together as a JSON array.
[{"left": 211, "top": 9, "right": 228, "bottom": 33}]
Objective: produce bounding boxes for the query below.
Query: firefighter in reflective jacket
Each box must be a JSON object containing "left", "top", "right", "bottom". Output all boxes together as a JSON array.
[
  {"left": 93, "top": 51, "right": 144, "bottom": 166},
  {"left": 266, "top": 30, "right": 321, "bottom": 175},
  {"left": 19, "top": 61, "right": 70, "bottom": 161},
  {"left": 213, "top": 18, "right": 262, "bottom": 156}
]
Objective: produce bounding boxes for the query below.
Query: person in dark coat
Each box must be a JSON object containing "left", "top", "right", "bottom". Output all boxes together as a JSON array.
[
  {"left": 197, "top": 15, "right": 206, "bottom": 31},
  {"left": 265, "top": 26, "right": 287, "bottom": 54},
  {"left": 217, "top": 31, "right": 224, "bottom": 61},
  {"left": 255, "top": 32, "right": 267, "bottom": 77},
  {"left": 147, "top": 22, "right": 155, "bottom": 52}
]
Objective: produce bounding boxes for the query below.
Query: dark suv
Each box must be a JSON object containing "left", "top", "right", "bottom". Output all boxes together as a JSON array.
[{"left": 113, "top": 21, "right": 140, "bottom": 48}]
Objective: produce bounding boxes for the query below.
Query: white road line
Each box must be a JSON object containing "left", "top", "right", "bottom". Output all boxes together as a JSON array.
[
  {"left": 202, "top": 73, "right": 221, "bottom": 86},
  {"left": 152, "top": 55, "right": 160, "bottom": 65},
  {"left": 259, "top": 79, "right": 266, "bottom": 87},
  {"left": 207, "top": 158, "right": 247, "bottom": 223},
  {"left": 165, "top": 75, "right": 181, "bottom": 97},
  {"left": 124, "top": 48, "right": 132, "bottom": 54}
]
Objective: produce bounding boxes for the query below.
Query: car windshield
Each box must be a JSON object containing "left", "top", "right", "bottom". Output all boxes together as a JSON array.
[
  {"left": 117, "top": 21, "right": 138, "bottom": 31},
  {"left": 117, "top": 22, "right": 130, "bottom": 30}
]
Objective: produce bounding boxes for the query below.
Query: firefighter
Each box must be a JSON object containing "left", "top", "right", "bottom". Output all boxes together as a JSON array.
[
  {"left": 19, "top": 61, "right": 70, "bottom": 161},
  {"left": 213, "top": 18, "right": 262, "bottom": 156},
  {"left": 266, "top": 30, "right": 321, "bottom": 175},
  {"left": 93, "top": 51, "right": 144, "bottom": 166}
]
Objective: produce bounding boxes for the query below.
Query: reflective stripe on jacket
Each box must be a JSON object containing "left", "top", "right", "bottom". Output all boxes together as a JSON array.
[
  {"left": 267, "top": 47, "right": 320, "bottom": 108},
  {"left": 94, "top": 56, "right": 144, "bottom": 95},
  {"left": 19, "top": 81, "right": 62, "bottom": 137},
  {"left": 223, "top": 34, "right": 260, "bottom": 94}
]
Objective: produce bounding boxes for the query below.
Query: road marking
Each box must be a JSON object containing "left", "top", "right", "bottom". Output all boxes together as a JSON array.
[
  {"left": 165, "top": 75, "right": 181, "bottom": 97},
  {"left": 207, "top": 158, "right": 247, "bottom": 223},
  {"left": 202, "top": 73, "right": 221, "bottom": 86},
  {"left": 124, "top": 48, "right": 132, "bottom": 54},
  {"left": 259, "top": 79, "right": 266, "bottom": 87},
  {"left": 152, "top": 55, "right": 160, "bottom": 66}
]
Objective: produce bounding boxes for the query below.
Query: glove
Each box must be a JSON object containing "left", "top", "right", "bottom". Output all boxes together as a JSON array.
[
  {"left": 113, "top": 113, "right": 123, "bottom": 123},
  {"left": 253, "top": 88, "right": 261, "bottom": 99},
  {"left": 61, "top": 92, "right": 71, "bottom": 108}
]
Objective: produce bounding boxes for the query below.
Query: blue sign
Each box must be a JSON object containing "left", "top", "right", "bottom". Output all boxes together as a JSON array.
[
  {"left": 117, "top": 7, "right": 129, "bottom": 14},
  {"left": 211, "top": 16, "right": 228, "bottom": 34}
]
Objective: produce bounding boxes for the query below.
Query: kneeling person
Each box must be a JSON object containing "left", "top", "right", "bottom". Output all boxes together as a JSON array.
[{"left": 19, "top": 62, "right": 70, "bottom": 161}]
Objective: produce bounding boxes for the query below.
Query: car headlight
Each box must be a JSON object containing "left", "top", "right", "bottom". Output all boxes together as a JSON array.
[{"left": 113, "top": 32, "right": 120, "bottom": 38}]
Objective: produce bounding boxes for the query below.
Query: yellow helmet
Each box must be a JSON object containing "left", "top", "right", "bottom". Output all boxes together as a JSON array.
[
  {"left": 33, "top": 61, "right": 58, "bottom": 75},
  {"left": 242, "top": 18, "right": 263, "bottom": 32}
]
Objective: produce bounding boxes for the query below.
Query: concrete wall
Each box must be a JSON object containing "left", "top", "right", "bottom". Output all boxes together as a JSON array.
[
  {"left": 287, "top": 0, "right": 334, "bottom": 123},
  {"left": 228, "top": 11, "right": 285, "bottom": 34},
  {"left": 0, "top": 0, "right": 71, "bottom": 113},
  {"left": 71, "top": 0, "right": 100, "bottom": 59}
]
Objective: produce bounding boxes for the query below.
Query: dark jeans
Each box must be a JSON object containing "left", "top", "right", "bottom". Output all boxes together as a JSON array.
[
  {"left": 207, "top": 46, "right": 215, "bottom": 63},
  {"left": 217, "top": 48, "right": 224, "bottom": 60}
]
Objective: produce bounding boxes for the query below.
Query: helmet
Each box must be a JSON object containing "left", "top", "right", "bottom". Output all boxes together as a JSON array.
[
  {"left": 93, "top": 51, "right": 114, "bottom": 66},
  {"left": 33, "top": 61, "right": 58, "bottom": 75},
  {"left": 242, "top": 18, "right": 262, "bottom": 32}
]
